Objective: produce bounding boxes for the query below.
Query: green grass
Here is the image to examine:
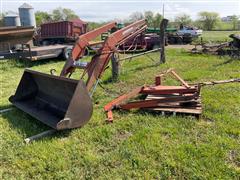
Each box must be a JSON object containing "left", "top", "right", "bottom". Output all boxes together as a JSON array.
[
  {"left": 200, "top": 31, "right": 240, "bottom": 43},
  {"left": 0, "top": 49, "right": 240, "bottom": 179},
  {"left": 214, "top": 21, "right": 236, "bottom": 31}
]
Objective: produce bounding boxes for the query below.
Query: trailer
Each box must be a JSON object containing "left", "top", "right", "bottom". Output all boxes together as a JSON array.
[
  {"left": 147, "top": 26, "right": 200, "bottom": 45},
  {"left": 0, "top": 44, "right": 72, "bottom": 61},
  {"left": 37, "top": 19, "right": 87, "bottom": 45},
  {"left": 146, "top": 27, "right": 177, "bottom": 33}
]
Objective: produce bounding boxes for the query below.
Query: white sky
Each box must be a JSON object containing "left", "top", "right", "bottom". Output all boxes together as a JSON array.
[{"left": 1, "top": 0, "right": 240, "bottom": 22}]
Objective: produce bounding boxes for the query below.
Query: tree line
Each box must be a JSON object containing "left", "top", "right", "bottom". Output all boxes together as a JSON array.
[
  {"left": 35, "top": 7, "right": 79, "bottom": 25},
  {"left": 0, "top": 8, "right": 239, "bottom": 31},
  {"left": 129, "top": 11, "right": 239, "bottom": 31}
]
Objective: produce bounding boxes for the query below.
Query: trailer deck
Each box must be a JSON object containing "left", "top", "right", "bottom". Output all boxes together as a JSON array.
[{"left": 0, "top": 44, "right": 72, "bottom": 61}]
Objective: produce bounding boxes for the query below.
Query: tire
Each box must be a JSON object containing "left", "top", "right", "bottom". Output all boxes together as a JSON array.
[
  {"left": 63, "top": 47, "right": 73, "bottom": 60},
  {"left": 169, "top": 37, "right": 175, "bottom": 44},
  {"left": 152, "top": 44, "right": 160, "bottom": 49},
  {"left": 177, "top": 37, "right": 183, "bottom": 44},
  {"left": 42, "top": 40, "right": 50, "bottom": 46},
  {"left": 84, "top": 47, "right": 89, "bottom": 56}
]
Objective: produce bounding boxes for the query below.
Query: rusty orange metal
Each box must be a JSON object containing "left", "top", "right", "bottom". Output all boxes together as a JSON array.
[
  {"left": 104, "top": 69, "right": 201, "bottom": 122},
  {"left": 10, "top": 20, "right": 148, "bottom": 130}
]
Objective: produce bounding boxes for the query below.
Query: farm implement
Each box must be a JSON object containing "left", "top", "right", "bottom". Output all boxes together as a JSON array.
[
  {"left": 9, "top": 19, "right": 148, "bottom": 131},
  {"left": 104, "top": 69, "right": 202, "bottom": 122},
  {"left": 191, "top": 34, "right": 240, "bottom": 59},
  {"left": 104, "top": 69, "right": 240, "bottom": 122}
]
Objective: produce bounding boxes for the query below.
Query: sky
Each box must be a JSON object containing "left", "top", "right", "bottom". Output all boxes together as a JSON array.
[{"left": 1, "top": 0, "right": 240, "bottom": 22}]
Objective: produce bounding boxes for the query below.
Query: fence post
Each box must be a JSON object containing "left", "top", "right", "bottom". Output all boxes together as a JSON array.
[
  {"left": 160, "top": 18, "right": 169, "bottom": 64},
  {"left": 111, "top": 53, "right": 120, "bottom": 81}
]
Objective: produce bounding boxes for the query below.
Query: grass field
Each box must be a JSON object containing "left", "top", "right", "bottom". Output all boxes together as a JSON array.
[
  {"left": 0, "top": 49, "right": 240, "bottom": 179},
  {"left": 200, "top": 31, "right": 240, "bottom": 43},
  {"left": 214, "top": 21, "right": 236, "bottom": 31}
]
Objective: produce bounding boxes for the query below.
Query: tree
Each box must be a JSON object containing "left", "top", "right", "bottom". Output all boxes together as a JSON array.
[
  {"left": 129, "top": 12, "right": 144, "bottom": 22},
  {"left": 144, "top": 11, "right": 154, "bottom": 27},
  {"left": 35, "top": 11, "right": 52, "bottom": 26},
  {"left": 174, "top": 13, "right": 192, "bottom": 26},
  {"left": 52, "top": 7, "right": 79, "bottom": 21},
  {"left": 198, "top": 11, "right": 220, "bottom": 30},
  {"left": 153, "top": 13, "right": 163, "bottom": 29},
  {"left": 87, "top": 22, "right": 105, "bottom": 31},
  {"left": 127, "top": 11, "right": 163, "bottom": 28},
  {"left": 231, "top": 15, "right": 239, "bottom": 30}
]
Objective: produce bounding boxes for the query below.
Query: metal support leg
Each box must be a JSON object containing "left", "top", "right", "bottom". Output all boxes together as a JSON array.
[
  {"left": 90, "top": 79, "right": 100, "bottom": 98},
  {"left": 24, "top": 129, "right": 57, "bottom": 144}
]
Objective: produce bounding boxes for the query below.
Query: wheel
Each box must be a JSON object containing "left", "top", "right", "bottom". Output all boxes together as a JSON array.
[
  {"left": 42, "top": 40, "right": 50, "bottom": 46},
  {"left": 202, "top": 48, "right": 208, "bottom": 53},
  {"left": 169, "top": 37, "right": 175, "bottom": 44},
  {"left": 152, "top": 44, "right": 160, "bottom": 50},
  {"left": 177, "top": 37, "right": 183, "bottom": 44},
  {"left": 63, "top": 47, "right": 73, "bottom": 60},
  {"left": 84, "top": 47, "right": 89, "bottom": 56}
]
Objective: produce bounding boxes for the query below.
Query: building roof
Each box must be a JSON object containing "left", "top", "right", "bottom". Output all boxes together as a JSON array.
[
  {"left": 5, "top": 11, "right": 19, "bottom": 17},
  {"left": 19, "top": 3, "right": 33, "bottom": 9}
]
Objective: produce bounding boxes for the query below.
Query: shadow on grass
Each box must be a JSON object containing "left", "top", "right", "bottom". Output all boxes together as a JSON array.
[
  {"left": 1, "top": 57, "right": 64, "bottom": 69},
  {"left": 133, "top": 62, "right": 160, "bottom": 72},
  {"left": 1, "top": 105, "right": 71, "bottom": 141},
  {"left": 115, "top": 108, "right": 200, "bottom": 121},
  {"left": 0, "top": 104, "right": 13, "bottom": 111},
  {"left": 102, "top": 63, "right": 160, "bottom": 85},
  {"left": 140, "top": 109, "right": 200, "bottom": 119},
  {"left": 214, "top": 58, "right": 236, "bottom": 67}
]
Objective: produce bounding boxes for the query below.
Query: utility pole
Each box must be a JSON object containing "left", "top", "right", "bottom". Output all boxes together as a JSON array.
[{"left": 162, "top": 3, "right": 165, "bottom": 19}]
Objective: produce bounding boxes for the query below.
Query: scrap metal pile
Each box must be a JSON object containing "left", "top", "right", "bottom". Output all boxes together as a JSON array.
[
  {"left": 191, "top": 34, "right": 240, "bottom": 59},
  {"left": 104, "top": 69, "right": 202, "bottom": 122}
]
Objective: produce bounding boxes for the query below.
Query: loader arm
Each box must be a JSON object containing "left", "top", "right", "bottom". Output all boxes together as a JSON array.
[
  {"left": 60, "top": 21, "right": 117, "bottom": 77},
  {"left": 118, "top": 24, "right": 147, "bottom": 46},
  {"left": 84, "top": 19, "right": 147, "bottom": 91},
  {"left": 9, "top": 19, "right": 147, "bottom": 131}
]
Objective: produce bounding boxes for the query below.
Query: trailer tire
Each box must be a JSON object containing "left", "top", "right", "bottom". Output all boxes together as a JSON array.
[
  {"left": 42, "top": 40, "right": 50, "bottom": 46},
  {"left": 153, "top": 44, "right": 160, "bottom": 50},
  {"left": 63, "top": 47, "right": 73, "bottom": 60},
  {"left": 84, "top": 47, "right": 89, "bottom": 56}
]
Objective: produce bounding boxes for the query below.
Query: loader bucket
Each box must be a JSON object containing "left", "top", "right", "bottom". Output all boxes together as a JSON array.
[{"left": 9, "top": 69, "right": 93, "bottom": 130}]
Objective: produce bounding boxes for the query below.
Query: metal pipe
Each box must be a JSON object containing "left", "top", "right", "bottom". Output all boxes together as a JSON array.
[
  {"left": 90, "top": 79, "right": 100, "bottom": 97},
  {"left": 191, "top": 78, "right": 240, "bottom": 86},
  {"left": 0, "top": 108, "right": 13, "bottom": 113},
  {"left": 118, "top": 48, "right": 161, "bottom": 62},
  {"left": 24, "top": 129, "right": 57, "bottom": 143}
]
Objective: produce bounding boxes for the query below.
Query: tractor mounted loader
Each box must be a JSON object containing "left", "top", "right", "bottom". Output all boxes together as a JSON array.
[{"left": 9, "top": 19, "right": 147, "bottom": 130}]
